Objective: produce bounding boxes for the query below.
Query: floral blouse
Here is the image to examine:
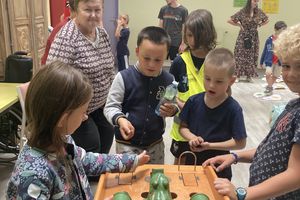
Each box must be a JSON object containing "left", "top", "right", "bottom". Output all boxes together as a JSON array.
[{"left": 6, "top": 136, "right": 139, "bottom": 199}]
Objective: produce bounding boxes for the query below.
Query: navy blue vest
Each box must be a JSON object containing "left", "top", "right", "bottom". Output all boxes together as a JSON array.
[{"left": 115, "top": 67, "right": 174, "bottom": 147}]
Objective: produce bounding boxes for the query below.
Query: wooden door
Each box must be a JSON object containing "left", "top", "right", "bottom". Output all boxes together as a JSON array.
[
  {"left": 7, "top": 0, "right": 48, "bottom": 72},
  {"left": 0, "top": 0, "right": 48, "bottom": 79},
  {"left": 31, "top": 0, "right": 49, "bottom": 71},
  {"left": 0, "top": 0, "right": 12, "bottom": 78}
]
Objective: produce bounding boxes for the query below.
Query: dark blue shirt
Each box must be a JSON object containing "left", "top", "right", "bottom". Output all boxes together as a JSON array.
[
  {"left": 179, "top": 92, "right": 247, "bottom": 179},
  {"left": 180, "top": 92, "right": 247, "bottom": 142}
]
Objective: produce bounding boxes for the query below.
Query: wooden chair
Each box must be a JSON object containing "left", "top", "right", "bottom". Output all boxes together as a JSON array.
[{"left": 16, "top": 82, "right": 29, "bottom": 149}]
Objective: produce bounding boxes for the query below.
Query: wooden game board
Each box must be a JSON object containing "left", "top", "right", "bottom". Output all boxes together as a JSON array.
[{"left": 95, "top": 164, "right": 230, "bottom": 200}]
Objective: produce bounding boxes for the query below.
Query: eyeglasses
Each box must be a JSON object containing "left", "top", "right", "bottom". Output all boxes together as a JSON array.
[{"left": 66, "top": 1, "right": 70, "bottom": 8}]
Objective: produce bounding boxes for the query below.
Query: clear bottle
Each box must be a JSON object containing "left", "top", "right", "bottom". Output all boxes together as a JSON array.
[{"left": 155, "top": 81, "right": 178, "bottom": 116}]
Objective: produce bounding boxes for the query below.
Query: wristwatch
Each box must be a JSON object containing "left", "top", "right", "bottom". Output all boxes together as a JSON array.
[{"left": 236, "top": 187, "right": 247, "bottom": 200}]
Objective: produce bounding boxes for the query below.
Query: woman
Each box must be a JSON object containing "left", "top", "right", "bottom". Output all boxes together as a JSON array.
[
  {"left": 47, "top": 0, "right": 115, "bottom": 154},
  {"left": 228, "top": 0, "right": 268, "bottom": 82}
]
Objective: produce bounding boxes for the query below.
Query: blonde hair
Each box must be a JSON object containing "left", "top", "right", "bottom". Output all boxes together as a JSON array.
[
  {"left": 274, "top": 23, "right": 300, "bottom": 62},
  {"left": 121, "top": 14, "right": 129, "bottom": 24}
]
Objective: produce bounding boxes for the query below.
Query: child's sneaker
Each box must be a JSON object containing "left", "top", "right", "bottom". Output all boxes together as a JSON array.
[{"left": 264, "top": 86, "right": 273, "bottom": 96}]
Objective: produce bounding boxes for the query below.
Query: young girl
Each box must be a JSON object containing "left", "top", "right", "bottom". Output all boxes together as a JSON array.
[
  {"left": 115, "top": 14, "right": 130, "bottom": 71},
  {"left": 6, "top": 61, "right": 150, "bottom": 199},
  {"left": 203, "top": 23, "right": 300, "bottom": 200},
  {"left": 169, "top": 9, "right": 217, "bottom": 164}
]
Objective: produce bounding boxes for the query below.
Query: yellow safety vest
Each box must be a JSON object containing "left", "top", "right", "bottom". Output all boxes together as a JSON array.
[{"left": 170, "top": 51, "right": 206, "bottom": 141}]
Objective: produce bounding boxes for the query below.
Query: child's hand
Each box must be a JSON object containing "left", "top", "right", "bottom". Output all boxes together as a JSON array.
[
  {"left": 137, "top": 150, "right": 150, "bottom": 166},
  {"left": 118, "top": 117, "right": 135, "bottom": 140},
  {"left": 213, "top": 178, "right": 237, "bottom": 199},
  {"left": 159, "top": 103, "right": 178, "bottom": 117},
  {"left": 202, "top": 154, "right": 236, "bottom": 172},
  {"left": 189, "top": 136, "right": 204, "bottom": 151},
  {"left": 190, "top": 141, "right": 210, "bottom": 152},
  {"left": 117, "top": 19, "right": 123, "bottom": 26}
]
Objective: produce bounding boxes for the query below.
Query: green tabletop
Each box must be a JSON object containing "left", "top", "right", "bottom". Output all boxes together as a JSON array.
[{"left": 0, "top": 83, "right": 20, "bottom": 113}]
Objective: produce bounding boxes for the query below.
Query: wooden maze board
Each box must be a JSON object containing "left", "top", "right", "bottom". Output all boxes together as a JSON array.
[{"left": 95, "top": 164, "right": 229, "bottom": 200}]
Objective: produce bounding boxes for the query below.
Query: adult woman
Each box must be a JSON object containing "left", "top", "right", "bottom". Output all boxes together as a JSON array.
[
  {"left": 228, "top": 0, "right": 268, "bottom": 82},
  {"left": 47, "top": 0, "right": 115, "bottom": 154}
]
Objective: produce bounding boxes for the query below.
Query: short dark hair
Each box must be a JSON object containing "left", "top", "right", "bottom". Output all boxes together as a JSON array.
[
  {"left": 274, "top": 21, "right": 287, "bottom": 31},
  {"left": 137, "top": 26, "right": 171, "bottom": 49}
]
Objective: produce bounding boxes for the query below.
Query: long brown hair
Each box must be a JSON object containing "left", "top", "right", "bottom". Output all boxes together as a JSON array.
[
  {"left": 244, "top": 0, "right": 258, "bottom": 17},
  {"left": 183, "top": 9, "right": 217, "bottom": 51},
  {"left": 25, "top": 60, "right": 92, "bottom": 155}
]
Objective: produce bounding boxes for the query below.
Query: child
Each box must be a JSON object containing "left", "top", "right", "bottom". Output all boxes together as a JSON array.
[
  {"left": 158, "top": 0, "right": 188, "bottom": 61},
  {"left": 169, "top": 9, "right": 217, "bottom": 164},
  {"left": 104, "top": 26, "right": 178, "bottom": 164},
  {"left": 203, "top": 23, "right": 300, "bottom": 200},
  {"left": 179, "top": 48, "right": 247, "bottom": 180},
  {"left": 260, "top": 21, "right": 287, "bottom": 95},
  {"left": 115, "top": 14, "right": 130, "bottom": 71},
  {"left": 6, "top": 61, "right": 150, "bottom": 199}
]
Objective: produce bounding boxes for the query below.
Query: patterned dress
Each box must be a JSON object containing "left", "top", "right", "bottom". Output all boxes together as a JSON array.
[
  {"left": 6, "top": 136, "right": 139, "bottom": 199},
  {"left": 231, "top": 8, "right": 268, "bottom": 78}
]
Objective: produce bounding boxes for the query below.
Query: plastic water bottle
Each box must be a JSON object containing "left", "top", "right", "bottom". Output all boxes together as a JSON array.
[{"left": 155, "top": 81, "right": 178, "bottom": 116}]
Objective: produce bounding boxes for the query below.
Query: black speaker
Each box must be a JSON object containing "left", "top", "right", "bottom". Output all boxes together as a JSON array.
[{"left": 4, "top": 51, "right": 33, "bottom": 83}]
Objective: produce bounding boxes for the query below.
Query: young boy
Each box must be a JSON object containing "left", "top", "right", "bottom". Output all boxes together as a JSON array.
[
  {"left": 104, "top": 26, "right": 179, "bottom": 164},
  {"left": 179, "top": 48, "right": 247, "bottom": 180},
  {"left": 203, "top": 24, "right": 300, "bottom": 200},
  {"left": 260, "top": 21, "right": 287, "bottom": 95},
  {"left": 115, "top": 14, "right": 130, "bottom": 71}
]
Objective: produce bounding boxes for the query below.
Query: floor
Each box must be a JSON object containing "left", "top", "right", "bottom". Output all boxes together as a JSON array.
[{"left": 0, "top": 68, "right": 298, "bottom": 198}]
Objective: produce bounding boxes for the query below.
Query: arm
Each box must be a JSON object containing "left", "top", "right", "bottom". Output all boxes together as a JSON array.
[
  {"left": 176, "top": 97, "right": 186, "bottom": 110},
  {"left": 214, "top": 144, "right": 300, "bottom": 200},
  {"left": 179, "top": 8, "right": 188, "bottom": 53},
  {"left": 245, "top": 143, "right": 300, "bottom": 200},
  {"left": 179, "top": 121, "right": 198, "bottom": 141},
  {"left": 115, "top": 19, "right": 123, "bottom": 39},
  {"left": 180, "top": 121, "right": 205, "bottom": 152},
  {"left": 46, "top": 30, "right": 74, "bottom": 64},
  {"left": 158, "top": 19, "right": 163, "bottom": 28},
  {"left": 202, "top": 138, "right": 246, "bottom": 151},
  {"left": 258, "top": 19, "right": 269, "bottom": 27},
  {"left": 104, "top": 73, "right": 126, "bottom": 125},
  {"left": 227, "top": 18, "right": 244, "bottom": 31},
  {"left": 78, "top": 143, "right": 150, "bottom": 175},
  {"left": 203, "top": 149, "right": 256, "bottom": 173},
  {"left": 103, "top": 73, "right": 135, "bottom": 140},
  {"left": 189, "top": 138, "right": 246, "bottom": 153},
  {"left": 178, "top": 24, "right": 187, "bottom": 53}
]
